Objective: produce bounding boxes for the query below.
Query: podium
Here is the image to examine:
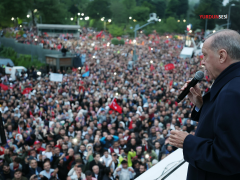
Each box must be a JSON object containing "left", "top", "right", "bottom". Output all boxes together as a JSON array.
[{"left": 135, "top": 149, "right": 188, "bottom": 180}]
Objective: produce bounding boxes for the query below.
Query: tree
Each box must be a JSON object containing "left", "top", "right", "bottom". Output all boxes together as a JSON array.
[
  {"left": 177, "top": 0, "right": 188, "bottom": 17},
  {"left": 132, "top": 6, "right": 150, "bottom": 22},
  {"left": 110, "top": 1, "right": 127, "bottom": 24},
  {"left": 108, "top": 24, "right": 124, "bottom": 37},
  {"left": 151, "top": 0, "right": 166, "bottom": 18},
  {"left": 86, "top": 0, "right": 112, "bottom": 20},
  {"left": 31, "top": 0, "right": 68, "bottom": 24},
  {"left": 165, "top": 0, "right": 179, "bottom": 18},
  {"left": 166, "top": 17, "right": 178, "bottom": 32},
  {"left": 141, "top": 1, "right": 156, "bottom": 13},
  {"left": 0, "top": 0, "right": 32, "bottom": 27},
  {"left": 122, "top": 0, "right": 136, "bottom": 19}
]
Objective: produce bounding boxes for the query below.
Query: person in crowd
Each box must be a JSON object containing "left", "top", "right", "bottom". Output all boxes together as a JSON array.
[
  {"left": 12, "top": 169, "right": 27, "bottom": 180},
  {"left": 113, "top": 160, "right": 136, "bottom": 180}
]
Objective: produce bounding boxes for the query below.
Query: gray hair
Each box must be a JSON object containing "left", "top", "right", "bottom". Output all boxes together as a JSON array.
[{"left": 205, "top": 29, "right": 240, "bottom": 60}]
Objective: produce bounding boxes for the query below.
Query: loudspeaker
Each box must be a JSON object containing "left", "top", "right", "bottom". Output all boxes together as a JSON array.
[{"left": 0, "top": 112, "right": 7, "bottom": 145}]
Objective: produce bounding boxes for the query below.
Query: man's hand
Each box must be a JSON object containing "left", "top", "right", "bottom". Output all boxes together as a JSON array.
[
  {"left": 181, "top": 80, "right": 203, "bottom": 109},
  {"left": 117, "top": 167, "right": 121, "bottom": 172},
  {"left": 128, "top": 168, "right": 134, "bottom": 173},
  {"left": 169, "top": 130, "right": 189, "bottom": 148}
]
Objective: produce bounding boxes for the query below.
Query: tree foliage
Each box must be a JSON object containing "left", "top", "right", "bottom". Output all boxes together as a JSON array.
[
  {"left": 132, "top": 6, "right": 150, "bottom": 22},
  {"left": 86, "top": 0, "right": 112, "bottom": 20}
]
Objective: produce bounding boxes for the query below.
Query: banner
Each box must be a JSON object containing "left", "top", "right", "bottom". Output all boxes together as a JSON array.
[
  {"left": 5, "top": 67, "right": 13, "bottom": 74},
  {"left": 22, "top": 87, "right": 32, "bottom": 95},
  {"left": 109, "top": 98, "right": 122, "bottom": 114},
  {"left": 165, "top": 63, "right": 175, "bottom": 71},
  {"left": 0, "top": 83, "right": 8, "bottom": 91},
  {"left": 50, "top": 73, "right": 63, "bottom": 82},
  {"left": 82, "top": 71, "right": 90, "bottom": 78}
]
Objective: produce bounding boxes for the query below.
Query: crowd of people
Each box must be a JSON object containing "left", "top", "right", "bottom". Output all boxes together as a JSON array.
[{"left": 0, "top": 26, "right": 212, "bottom": 180}]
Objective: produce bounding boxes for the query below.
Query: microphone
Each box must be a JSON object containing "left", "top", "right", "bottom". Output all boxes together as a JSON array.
[{"left": 177, "top": 71, "right": 204, "bottom": 103}]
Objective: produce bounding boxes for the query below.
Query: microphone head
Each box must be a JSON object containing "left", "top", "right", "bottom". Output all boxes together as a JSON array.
[{"left": 195, "top": 71, "right": 204, "bottom": 80}]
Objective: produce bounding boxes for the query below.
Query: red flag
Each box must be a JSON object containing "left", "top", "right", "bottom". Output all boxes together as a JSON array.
[
  {"left": 72, "top": 68, "right": 78, "bottom": 72},
  {"left": 18, "top": 126, "right": 21, "bottom": 134},
  {"left": 0, "top": 83, "right": 8, "bottom": 91},
  {"left": 79, "top": 86, "right": 85, "bottom": 93},
  {"left": 169, "top": 80, "right": 173, "bottom": 87},
  {"left": 164, "top": 63, "right": 175, "bottom": 71},
  {"left": 22, "top": 87, "right": 32, "bottom": 95},
  {"left": 109, "top": 98, "right": 122, "bottom": 114},
  {"left": 85, "top": 65, "right": 89, "bottom": 72},
  {"left": 150, "top": 64, "right": 155, "bottom": 71},
  {"left": 96, "top": 31, "right": 103, "bottom": 38}
]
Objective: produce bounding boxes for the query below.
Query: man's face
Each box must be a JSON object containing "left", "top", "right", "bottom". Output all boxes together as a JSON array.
[
  {"left": 14, "top": 172, "right": 22, "bottom": 179},
  {"left": 80, "top": 145, "right": 86, "bottom": 152},
  {"left": 201, "top": 37, "right": 220, "bottom": 80},
  {"left": 122, "top": 163, "right": 128, "bottom": 169},
  {"left": 30, "top": 160, "right": 37, "bottom": 169},
  {"left": 104, "top": 151, "right": 109, "bottom": 157},
  {"left": 55, "top": 148, "right": 60, "bottom": 155},
  {"left": 139, "top": 165, "right": 146, "bottom": 173},
  {"left": 95, "top": 154, "right": 100, "bottom": 161},
  {"left": 44, "top": 162, "right": 51, "bottom": 171},
  {"left": 93, "top": 166, "right": 99, "bottom": 174},
  {"left": 3, "top": 165, "right": 9, "bottom": 172}
]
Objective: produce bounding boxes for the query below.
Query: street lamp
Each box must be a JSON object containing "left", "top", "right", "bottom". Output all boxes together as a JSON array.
[
  {"left": 129, "top": 17, "right": 132, "bottom": 19},
  {"left": 108, "top": 19, "right": 111, "bottom": 23},
  {"left": 70, "top": 17, "right": 73, "bottom": 21},
  {"left": 78, "top": 13, "right": 80, "bottom": 16},
  {"left": 11, "top": 17, "right": 14, "bottom": 21},
  {"left": 183, "top": 19, "right": 186, "bottom": 22},
  {"left": 27, "top": 15, "right": 30, "bottom": 18},
  {"left": 227, "top": 4, "right": 235, "bottom": 29},
  {"left": 158, "top": 19, "right": 161, "bottom": 22}
]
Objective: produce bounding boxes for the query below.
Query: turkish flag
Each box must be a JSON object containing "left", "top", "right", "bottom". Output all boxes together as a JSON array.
[
  {"left": 109, "top": 98, "right": 122, "bottom": 114},
  {"left": 96, "top": 31, "right": 103, "bottom": 38},
  {"left": 0, "top": 83, "right": 8, "bottom": 91},
  {"left": 150, "top": 64, "right": 155, "bottom": 71},
  {"left": 165, "top": 63, "right": 175, "bottom": 71},
  {"left": 18, "top": 126, "right": 21, "bottom": 134},
  {"left": 22, "top": 87, "right": 32, "bottom": 95}
]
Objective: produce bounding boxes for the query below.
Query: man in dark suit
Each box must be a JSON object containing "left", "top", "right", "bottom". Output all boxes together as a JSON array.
[
  {"left": 92, "top": 165, "right": 103, "bottom": 180},
  {"left": 25, "top": 159, "right": 42, "bottom": 179},
  {"left": 169, "top": 29, "right": 240, "bottom": 180}
]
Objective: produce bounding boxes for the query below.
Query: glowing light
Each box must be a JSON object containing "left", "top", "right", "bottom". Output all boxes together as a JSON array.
[
  {"left": 78, "top": 13, "right": 80, "bottom": 16},
  {"left": 213, "top": 30, "right": 216, "bottom": 33},
  {"left": 108, "top": 19, "right": 111, "bottom": 23},
  {"left": 27, "top": 15, "right": 30, "bottom": 18},
  {"left": 35, "top": 38, "right": 38, "bottom": 41},
  {"left": 129, "top": 17, "right": 132, "bottom": 19},
  {"left": 114, "top": 72, "right": 117, "bottom": 75},
  {"left": 78, "top": 67, "right": 81, "bottom": 70},
  {"left": 70, "top": 17, "right": 73, "bottom": 21},
  {"left": 72, "top": 138, "right": 78, "bottom": 144},
  {"left": 11, "top": 17, "right": 14, "bottom": 21},
  {"left": 133, "top": 39, "right": 136, "bottom": 44},
  {"left": 81, "top": 13, "right": 84, "bottom": 16},
  {"left": 150, "top": 60, "right": 153, "bottom": 63},
  {"left": 93, "top": 56, "right": 96, "bottom": 58},
  {"left": 178, "top": 20, "right": 180, "bottom": 22},
  {"left": 145, "top": 154, "right": 149, "bottom": 159},
  {"left": 189, "top": 30, "right": 192, "bottom": 33},
  {"left": 34, "top": 9, "right": 38, "bottom": 13},
  {"left": 159, "top": 19, "right": 161, "bottom": 22},
  {"left": 183, "top": 19, "right": 186, "bottom": 22},
  {"left": 166, "top": 36, "right": 169, "bottom": 38}
]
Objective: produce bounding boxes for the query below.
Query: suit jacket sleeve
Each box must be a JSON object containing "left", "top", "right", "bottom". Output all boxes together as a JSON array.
[
  {"left": 183, "top": 87, "right": 240, "bottom": 175},
  {"left": 190, "top": 106, "right": 202, "bottom": 122}
]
